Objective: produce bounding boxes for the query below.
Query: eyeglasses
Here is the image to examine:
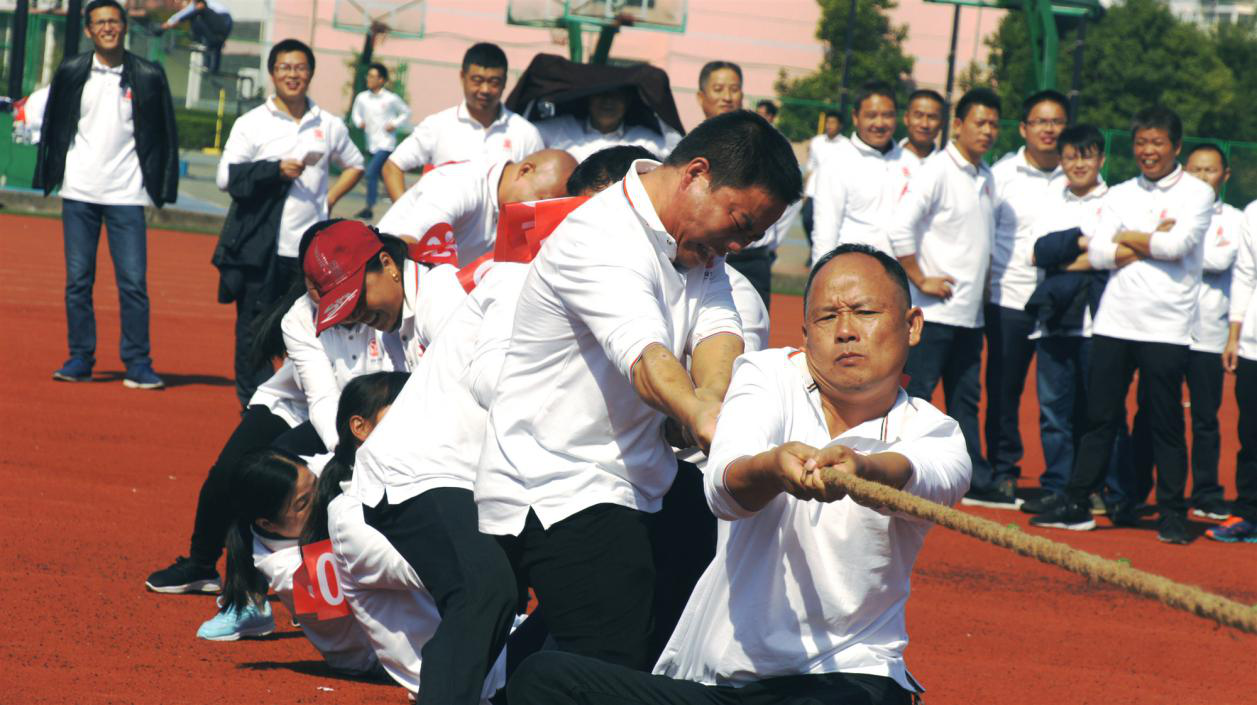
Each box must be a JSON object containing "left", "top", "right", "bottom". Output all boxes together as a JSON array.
[
  {"left": 90, "top": 18, "right": 124, "bottom": 28},
  {"left": 1025, "top": 118, "right": 1068, "bottom": 128},
  {"left": 274, "top": 64, "right": 312, "bottom": 77}
]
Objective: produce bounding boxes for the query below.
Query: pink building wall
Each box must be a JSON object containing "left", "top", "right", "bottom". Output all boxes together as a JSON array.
[{"left": 891, "top": 0, "right": 1005, "bottom": 92}]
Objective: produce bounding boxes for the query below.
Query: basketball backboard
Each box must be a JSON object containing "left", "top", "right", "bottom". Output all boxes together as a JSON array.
[
  {"left": 506, "top": 0, "right": 569, "bottom": 27},
  {"left": 566, "top": 0, "right": 687, "bottom": 33},
  {"left": 333, "top": 0, "right": 427, "bottom": 39}
]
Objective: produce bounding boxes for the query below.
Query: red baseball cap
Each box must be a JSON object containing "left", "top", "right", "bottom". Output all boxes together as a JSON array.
[{"left": 303, "top": 221, "right": 384, "bottom": 335}]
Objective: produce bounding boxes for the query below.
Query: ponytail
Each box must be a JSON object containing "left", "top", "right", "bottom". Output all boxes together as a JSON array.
[{"left": 220, "top": 449, "right": 305, "bottom": 614}]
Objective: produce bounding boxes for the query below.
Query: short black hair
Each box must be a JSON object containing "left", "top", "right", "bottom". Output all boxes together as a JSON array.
[
  {"left": 955, "top": 87, "right": 1001, "bottom": 121},
  {"left": 462, "top": 42, "right": 507, "bottom": 73},
  {"left": 268, "top": 38, "right": 316, "bottom": 74},
  {"left": 367, "top": 62, "right": 389, "bottom": 81},
  {"left": 567, "top": 145, "right": 657, "bottom": 196},
  {"left": 85, "top": 0, "right": 126, "bottom": 27},
  {"left": 1021, "top": 89, "right": 1070, "bottom": 123},
  {"left": 853, "top": 80, "right": 898, "bottom": 114},
  {"left": 805, "top": 243, "right": 912, "bottom": 313},
  {"left": 1186, "top": 142, "right": 1229, "bottom": 170},
  {"left": 824, "top": 109, "right": 843, "bottom": 123},
  {"left": 907, "top": 88, "right": 945, "bottom": 109},
  {"left": 665, "top": 110, "right": 802, "bottom": 206},
  {"left": 1056, "top": 124, "right": 1105, "bottom": 157},
  {"left": 699, "top": 61, "right": 743, "bottom": 91},
  {"left": 1131, "top": 105, "right": 1183, "bottom": 146},
  {"left": 756, "top": 99, "right": 778, "bottom": 117}
]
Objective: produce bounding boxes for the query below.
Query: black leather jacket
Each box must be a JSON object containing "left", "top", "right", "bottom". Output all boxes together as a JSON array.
[{"left": 33, "top": 51, "right": 179, "bottom": 207}]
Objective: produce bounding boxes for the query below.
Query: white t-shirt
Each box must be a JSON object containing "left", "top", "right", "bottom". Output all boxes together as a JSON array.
[
  {"left": 536, "top": 114, "right": 668, "bottom": 162},
  {"left": 388, "top": 102, "right": 544, "bottom": 171},
  {"left": 655, "top": 348, "right": 971, "bottom": 691},
  {"left": 895, "top": 139, "right": 935, "bottom": 176},
  {"left": 475, "top": 160, "right": 743, "bottom": 535},
  {"left": 354, "top": 263, "right": 528, "bottom": 509},
  {"left": 216, "top": 97, "right": 365, "bottom": 257},
  {"left": 327, "top": 487, "right": 507, "bottom": 701},
  {"left": 19, "top": 84, "right": 50, "bottom": 144},
  {"left": 376, "top": 159, "right": 506, "bottom": 266},
  {"left": 888, "top": 143, "right": 997, "bottom": 329},
  {"left": 1027, "top": 182, "right": 1108, "bottom": 339},
  {"left": 727, "top": 265, "right": 769, "bottom": 351},
  {"left": 804, "top": 133, "right": 846, "bottom": 198},
  {"left": 1192, "top": 201, "right": 1243, "bottom": 354},
  {"left": 989, "top": 147, "right": 1066, "bottom": 311},
  {"left": 350, "top": 88, "right": 411, "bottom": 153},
  {"left": 393, "top": 260, "right": 469, "bottom": 370},
  {"left": 60, "top": 55, "right": 149, "bottom": 206},
  {"left": 1086, "top": 166, "right": 1216, "bottom": 345},
  {"left": 810, "top": 135, "right": 911, "bottom": 262},
  {"left": 1228, "top": 201, "right": 1257, "bottom": 361}
]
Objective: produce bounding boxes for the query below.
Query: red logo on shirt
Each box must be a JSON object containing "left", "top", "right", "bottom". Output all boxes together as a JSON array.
[
  {"left": 314, "top": 128, "right": 325, "bottom": 140},
  {"left": 123, "top": 88, "right": 132, "bottom": 101},
  {"left": 1217, "top": 225, "right": 1230, "bottom": 247},
  {"left": 503, "top": 138, "right": 513, "bottom": 151},
  {"left": 368, "top": 336, "right": 380, "bottom": 359}
]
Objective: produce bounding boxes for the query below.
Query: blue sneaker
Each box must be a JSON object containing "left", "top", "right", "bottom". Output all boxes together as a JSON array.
[
  {"left": 123, "top": 364, "right": 165, "bottom": 390},
  {"left": 52, "top": 357, "right": 93, "bottom": 382},
  {"left": 196, "top": 600, "right": 275, "bottom": 641},
  {"left": 1205, "top": 517, "right": 1257, "bottom": 543}
]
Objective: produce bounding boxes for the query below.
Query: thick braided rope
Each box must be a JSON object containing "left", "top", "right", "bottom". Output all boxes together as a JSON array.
[{"left": 819, "top": 467, "right": 1257, "bottom": 634}]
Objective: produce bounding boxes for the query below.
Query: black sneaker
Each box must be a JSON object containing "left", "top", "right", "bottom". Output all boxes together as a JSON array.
[
  {"left": 1110, "top": 502, "right": 1141, "bottom": 527},
  {"left": 354, "top": 208, "right": 374, "bottom": 220},
  {"left": 1028, "top": 499, "right": 1096, "bottom": 531},
  {"left": 961, "top": 478, "right": 1023, "bottom": 510},
  {"left": 145, "top": 556, "right": 221, "bottom": 594},
  {"left": 1190, "top": 499, "right": 1231, "bottom": 522},
  {"left": 1021, "top": 492, "right": 1068, "bottom": 515},
  {"left": 1156, "top": 513, "right": 1191, "bottom": 545}
]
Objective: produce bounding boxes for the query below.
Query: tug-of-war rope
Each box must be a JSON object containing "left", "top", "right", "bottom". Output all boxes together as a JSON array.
[{"left": 820, "top": 467, "right": 1257, "bottom": 635}]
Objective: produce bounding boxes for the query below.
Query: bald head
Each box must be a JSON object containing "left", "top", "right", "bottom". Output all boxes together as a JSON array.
[{"left": 499, "top": 149, "right": 579, "bottom": 204}]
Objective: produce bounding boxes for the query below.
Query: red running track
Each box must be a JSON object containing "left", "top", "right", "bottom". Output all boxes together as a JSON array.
[{"left": 0, "top": 214, "right": 1251, "bottom": 704}]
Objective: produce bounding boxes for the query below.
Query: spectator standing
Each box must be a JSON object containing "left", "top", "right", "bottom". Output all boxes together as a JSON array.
[
  {"left": 972, "top": 90, "right": 1069, "bottom": 509},
  {"left": 754, "top": 99, "right": 777, "bottom": 124},
  {"left": 888, "top": 88, "right": 1002, "bottom": 505},
  {"left": 212, "top": 39, "right": 364, "bottom": 408},
  {"left": 801, "top": 110, "right": 846, "bottom": 256},
  {"left": 1030, "top": 107, "right": 1214, "bottom": 544},
  {"left": 36, "top": 0, "right": 178, "bottom": 389},
  {"left": 350, "top": 62, "right": 411, "bottom": 220},
  {"left": 899, "top": 89, "right": 945, "bottom": 172},
  {"left": 381, "top": 43, "right": 543, "bottom": 201},
  {"left": 160, "top": 1, "right": 233, "bottom": 74},
  {"left": 535, "top": 87, "right": 668, "bottom": 162}
]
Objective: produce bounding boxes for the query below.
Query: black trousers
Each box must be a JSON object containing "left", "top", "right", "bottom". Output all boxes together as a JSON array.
[
  {"left": 232, "top": 256, "right": 297, "bottom": 408},
  {"left": 508, "top": 651, "right": 913, "bottom": 705},
  {"left": 363, "top": 487, "right": 518, "bottom": 705},
  {"left": 188, "top": 406, "right": 325, "bottom": 566},
  {"left": 1066, "top": 336, "right": 1189, "bottom": 515},
  {"left": 725, "top": 247, "right": 774, "bottom": 311},
  {"left": 648, "top": 459, "right": 717, "bottom": 663},
  {"left": 1233, "top": 358, "right": 1257, "bottom": 523},
  {"left": 801, "top": 198, "right": 815, "bottom": 249},
  {"left": 1185, "top": 350, "right": 1225, "bottom": 505},
  {"left": 983, "top": 304, "right": 1037, "bottom": 484},
  {"left": 498, "top": 504, "right": 657, "bottom": 671}
]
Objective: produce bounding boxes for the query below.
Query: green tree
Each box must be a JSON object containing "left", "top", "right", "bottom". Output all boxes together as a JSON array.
[
  {"left": 775, "top": 0, "right": 915, "bottom": 141},
  {"left": 986, "top": 0, "right": 1236, "bottom": 137}
]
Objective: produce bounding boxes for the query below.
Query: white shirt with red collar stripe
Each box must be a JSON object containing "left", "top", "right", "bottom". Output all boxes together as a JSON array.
[
  {"left": 377, "top": 159, "right": 506, "bottom": 266},
  {"left": 1086, "top": 165, "right": 1215, "bottom": 345},
  {"left": 475, "top": 159, "right": 744, "bottom": 535},
  {"left": 387, "top": 101, "right": 543, "bottom": 171},
  {"left": 654, "top": 348, "right": 970, "bottom": 691},
  {"left": 888, "top": 142, "right": 997, "bottom": 329}
]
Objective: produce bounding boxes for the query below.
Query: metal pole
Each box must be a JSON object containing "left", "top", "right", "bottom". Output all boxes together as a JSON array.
[
  {"left": 7, "top": 0, "right": 30, "bottom": 99},
  {"left": 65, "top": 0, "right": 82, "bottom": 58},
  {"left": 941, "top": 4, "right": 960, "bottom": 145},
  {"left": 838, "top": 0, "right": 858, "bottom": 117},
  {"left": 1068, "top": 20, "right": 1087, "bottom": 120}
]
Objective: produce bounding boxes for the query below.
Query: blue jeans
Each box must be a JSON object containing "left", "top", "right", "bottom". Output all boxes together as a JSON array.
[
  {"left": 365, "top": 149, "right": 392, "bottom": 209},
  {"left": 904, "top": 321, "right": 993, "bottom": 488},
  {"left": 61, "top": 199, "right": 151, "bottom": 368}
]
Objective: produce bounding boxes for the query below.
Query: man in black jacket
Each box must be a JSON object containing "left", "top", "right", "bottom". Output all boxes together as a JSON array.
[{"left": 35, "top": 0, "right": 178, "bottom": 389}]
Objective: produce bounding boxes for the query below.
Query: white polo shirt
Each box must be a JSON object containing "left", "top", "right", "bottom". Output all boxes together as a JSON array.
[
  {"left": 655, "top": 348, "right": 971, "bottom": 691},
  {"left": 327, "top": 487, "right": 507, "bottom": 701},
  {"left": 888, "top": 143, "right": 997, "bottom": 329},
  {"left": 750, "top": 197, "right": 803, "bottom": 254},
  {"left": 1027, "top": 181, "right": 1109, "bottom": 339},
  {"left": 1191, "top": 201, "right": 1243, "bottom": 354},
  {"left": 896, "top": 139, "right": 935, "bottom": 175},
  {"left": 216, "top": 97, "right": 365, "bottom": 257},
  {"left": 60, "top": 55, "right": 149, "bottom": 206},
  {"left": 810, "top": 135, "right": 910, "bottom": 262},
  {"left": 535, "top": 114, "right": 668, "bottom": 162},
  {"left": 804, "top": 133, "right": 846, "bottom": 198},
  {"left": 1228, "top": 201, "right": 1257, "bottom": 362},
  {"left": 354, "top": 263, "right": 528, "bottom": 509},
  {"left": 475, "top": 160, "right": 743, "bottom": 535},
  {"left": 728, "top": 265, "right": 770, "bottom": 352},
  {"left": 388, "top": 102, "right": 544, "bottom": 171},
  {"left": 989, "top": 148, "right": 1066, "bottom": 311},
  {"left": 350, "top": 88, "right": 411, "bottom": 153},
  {"left": 376, "top": 159, "right": 506, "bottom": 266},
  {"left": 395, "top": 259, "right": 468, "bottom": 370},
  {"left": 1086, "top": 166, "right": 1215, "bottom": 345}
]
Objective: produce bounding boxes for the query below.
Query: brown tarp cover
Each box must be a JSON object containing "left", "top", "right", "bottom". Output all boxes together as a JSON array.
[{"left": 504, "top": 53, "right": 686, "bottom": 137}]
